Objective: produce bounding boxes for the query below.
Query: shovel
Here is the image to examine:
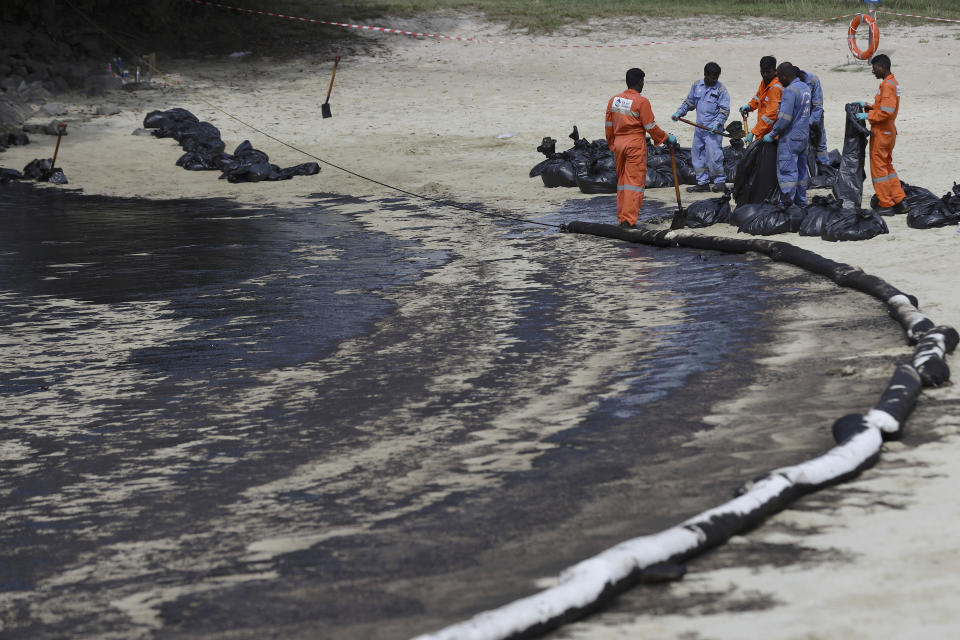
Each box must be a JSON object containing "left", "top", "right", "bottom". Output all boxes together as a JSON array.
[
  {"left": 668, "top": 143, "right": 686, "bottom": 230},
  {"left": 321, "top": 55, "right": 341, "bottom": 119},
  {"left": 677, "top": 116, "right": 745, "bottom": 140},
  {"left": 47, "top": 123, "right": 68, "bottom": 184},
  {"left": 51, "top": 123, "right": 67, "bottom": 168}
]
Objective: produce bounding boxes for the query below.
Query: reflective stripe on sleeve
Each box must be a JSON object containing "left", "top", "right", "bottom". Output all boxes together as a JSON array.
[
  {"left": 644, "top": 122, "right": 657, "bottom": 130},
  {"left": 605, "top": 122, "right": 613, "bottom": 127},
  {"left": 761, "top": 115, "right": 775, "bottom": 124},
  {"left": 872, "top": 175, "right": 891, "bottom": 184},
  {"left": 881, "top": 106, "right": 895, "bottom": 113},
  {"left": 781, "top": 113, "right": 793, "bottom": 122}
]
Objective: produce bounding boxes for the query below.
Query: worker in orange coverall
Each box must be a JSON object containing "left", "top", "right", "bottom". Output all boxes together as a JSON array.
[
  {"left": 739, "top": 55, "right": 782, "bottom": 144},
  {"left": 605, "top": 67, "right": 676, "bottom": 228},
  {"left": 855, "top": 53, "right": 909, "bottom": 215}
]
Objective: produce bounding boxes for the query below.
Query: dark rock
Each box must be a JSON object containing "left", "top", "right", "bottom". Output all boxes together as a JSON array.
[
  {"left": 96, "top": 104, "right": 120, "bottom": 116},
  {"left": 41, "top": 103, "right": 67, "bottom": 116}
]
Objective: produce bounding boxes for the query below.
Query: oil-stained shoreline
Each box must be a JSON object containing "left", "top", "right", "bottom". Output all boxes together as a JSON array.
[{"left": 0, "top": 184, "right": 905, "bottom": 639}]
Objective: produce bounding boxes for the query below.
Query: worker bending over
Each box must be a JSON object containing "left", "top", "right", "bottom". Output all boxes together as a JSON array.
[
  {"left": 797, "top": 67, "right": 830, "bottom": 165},
  {"left": 605, "top": 67, "right": 676, "bottom": 228},
  {"left": 739, "top": 56, "right": 782, "bottom": 144},
  {"left": 856, "top": 54, "right": 908, "bottom": 215},
  {"left": 763, "top": 62, "right": 811, "bottom": 207},
  {"left": 671, "top": 62, "right": 730, "bottom": 192}
]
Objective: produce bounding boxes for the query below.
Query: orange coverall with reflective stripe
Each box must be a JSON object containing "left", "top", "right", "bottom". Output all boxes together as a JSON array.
[
  {"left": 747, "top": 77, "right": 783, "bottom": 138},
  {"left": 605, "top": 89, "right": 668, "bottom": 226},
  {"left": 867, "top": 73, "right": 906, "bottom": 208}
]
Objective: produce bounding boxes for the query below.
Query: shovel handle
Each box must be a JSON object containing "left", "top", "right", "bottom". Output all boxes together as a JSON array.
[
  {"left": 325, "top": 55, "right": 341, "bottom": 103},
  {"left": 51, "top": 123, "right": 67, "bottom": 168},
  {"left": 678, "top": 116, "right": 731, "bottom": 138},
  {"left": 669, "top": 145, "right": 682, "bottom": 206}
]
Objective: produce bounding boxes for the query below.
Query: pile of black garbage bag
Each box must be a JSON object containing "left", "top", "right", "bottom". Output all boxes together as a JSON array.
[
  {"left": 684, "top": 101, "right": 960, "bottom": 240},
  {"left": 1, "top": 158, "right": 67, "bottom": 184},
  {"left": 143, "top": 108, "right": 320, "bottom": 183},
  {"left": 529, "top": 125, "right": 750, "bottom": 193}
]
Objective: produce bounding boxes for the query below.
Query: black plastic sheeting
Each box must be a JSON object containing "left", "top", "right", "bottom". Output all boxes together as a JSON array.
[
  {"left": 143, "top": 108, "right": 320, "bottom": 182},
  {"left": 529, "top": 126, "right": 747, "bottom": 193},
  {"left": 424, "top": 222, "right": 957, "bottom": 640}
]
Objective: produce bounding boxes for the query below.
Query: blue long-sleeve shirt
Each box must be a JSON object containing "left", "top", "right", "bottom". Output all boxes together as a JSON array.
[
  {"left": 675, "top": 78, "right": 730, "bottom": 131},
  {"left": 798, "top": 69, "right": 824, "bottom": 124},
  {"left": 770, "top": 78, "right": 811, "bottom": 140}
]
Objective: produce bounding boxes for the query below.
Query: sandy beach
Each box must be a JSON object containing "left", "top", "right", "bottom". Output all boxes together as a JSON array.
[{"left": 4, "top": 12, "right": 960, "bottom": 639}]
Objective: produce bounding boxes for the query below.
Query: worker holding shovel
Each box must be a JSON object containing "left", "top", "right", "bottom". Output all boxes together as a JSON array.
[
  {"left": 671, "top": 61, "right": 730, "bottom": 193},
  {"left": 605, "top": 67, "right": 676, "bottom": 229}
]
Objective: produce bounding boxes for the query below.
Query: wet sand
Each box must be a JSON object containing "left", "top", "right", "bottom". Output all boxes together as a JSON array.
[{"left": 3, "top": 13, "right": 960, "bottom": 640}]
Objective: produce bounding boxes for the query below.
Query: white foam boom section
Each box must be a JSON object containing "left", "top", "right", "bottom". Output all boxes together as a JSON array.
[{"left": 413, "top": 226, "right": 956, "bottom": 640}]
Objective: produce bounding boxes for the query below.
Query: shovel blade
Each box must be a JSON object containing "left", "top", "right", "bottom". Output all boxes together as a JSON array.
[
  {"left": 670, "top": 208, "right": 686, "bottom": 230},
  {"left": 322, "top": 102, "right": 332, "bottom": 118}
]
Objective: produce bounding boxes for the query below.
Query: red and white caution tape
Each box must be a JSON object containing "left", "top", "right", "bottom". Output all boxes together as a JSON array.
[
  {"left": 185, "top": 0, "right": 861, "bottom": 50},
  {"left": 877, "top": 9, "right": 960, "bottom": 24}
]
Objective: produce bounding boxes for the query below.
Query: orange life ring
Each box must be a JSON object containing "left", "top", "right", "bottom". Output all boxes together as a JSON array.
[{"left": 848, "top": 13, "right": 880, "bottom": 60}]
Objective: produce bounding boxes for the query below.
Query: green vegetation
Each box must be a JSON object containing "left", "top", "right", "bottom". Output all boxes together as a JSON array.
[
  {"left": 271, "top": 0, "right": 960, "bottom": 32},
  {"left": 6, "top": 0, "right": 959, "bottom": 57}
]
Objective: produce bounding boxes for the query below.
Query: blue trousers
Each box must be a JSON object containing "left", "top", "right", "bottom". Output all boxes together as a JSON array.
[
  {"left": 813, "top": 113, "right": 829, "bottom": 164},
  {"left": 691, "top": 128, "right": 725, "bottom": 185},
  {"left": 777, "top": 137, "right": 808, "bottom": 206}
]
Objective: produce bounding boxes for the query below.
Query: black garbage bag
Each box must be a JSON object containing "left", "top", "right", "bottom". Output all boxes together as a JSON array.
[
  {"left": 684, "top": 193, "right": 732, "bottom": 228},
  {"left": 897, "top": 182, "right": 960, "bottom": 228},
  {"left": 732, "top": 139, "right": 780, "bottom": 205},
  {"left": 723, "top": 138, "right": 746, "bottom": 183},
  {"left": 217, "top": 140, "right": 319, "bottom": 183},
  {"left": 273, "top": 162, "right": 321, "bottom": 180},
  {"left": 177, "top": 150, "right": 226, "bottom": 171},
  {"left": 799, "top": 194, "right": 844, "bottom": 236},
  {"left": 941, "top": 182, "right": 960, "bottom": 215},
  {"left": 576, "top": 170, "right": 616, "bottom": 194},
  {"left": 821, "top": 207, "right": 888, "bottom": 241},
  {"left": 832, "top": 103, "right": 870, "bottom": 209},
  {"left": 732, "top": 196, "right": 793, "bottom": 235},
  {"left": 143, "top": 107, "right": 200, "bottom": 138},
  {"left": 540, "top": 157, "right": 577, "bottom": 187},
  {"left": 645, "top": 165, "right": 674, "bottom": 189}
]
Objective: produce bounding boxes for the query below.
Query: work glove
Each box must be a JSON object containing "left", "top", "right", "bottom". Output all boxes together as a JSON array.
[
  {"left": 855, "top": 112, "right": 869, "bottom": 121},
  {"left": 746, "top": 132, "right": 754, "bottom": 143},
  {"left": 709, "top": 124, "right": 723, "bottom": 135},
  {"left": 739, "top": 104, "right": 751, "bottom": 116},
  {"left": 665, "top": 133, "right": 678, "bottom": 147},
  {"left": 762, "top": 133, "right": 774, "bottom": 143},
  {"left": 671, "top": 112, "right": 680, "bottom": 121}
]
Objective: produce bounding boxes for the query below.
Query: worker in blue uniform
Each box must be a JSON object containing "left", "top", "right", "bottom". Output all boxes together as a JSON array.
[
  {"left": 671, "top": 61, "right": 730, "bottom": 193},
  {"left": 763, "top": 62, "right": 812, "bottom": 206},
  {"left": 797, "top": 67, "right": 829, "bottom": 164}
]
